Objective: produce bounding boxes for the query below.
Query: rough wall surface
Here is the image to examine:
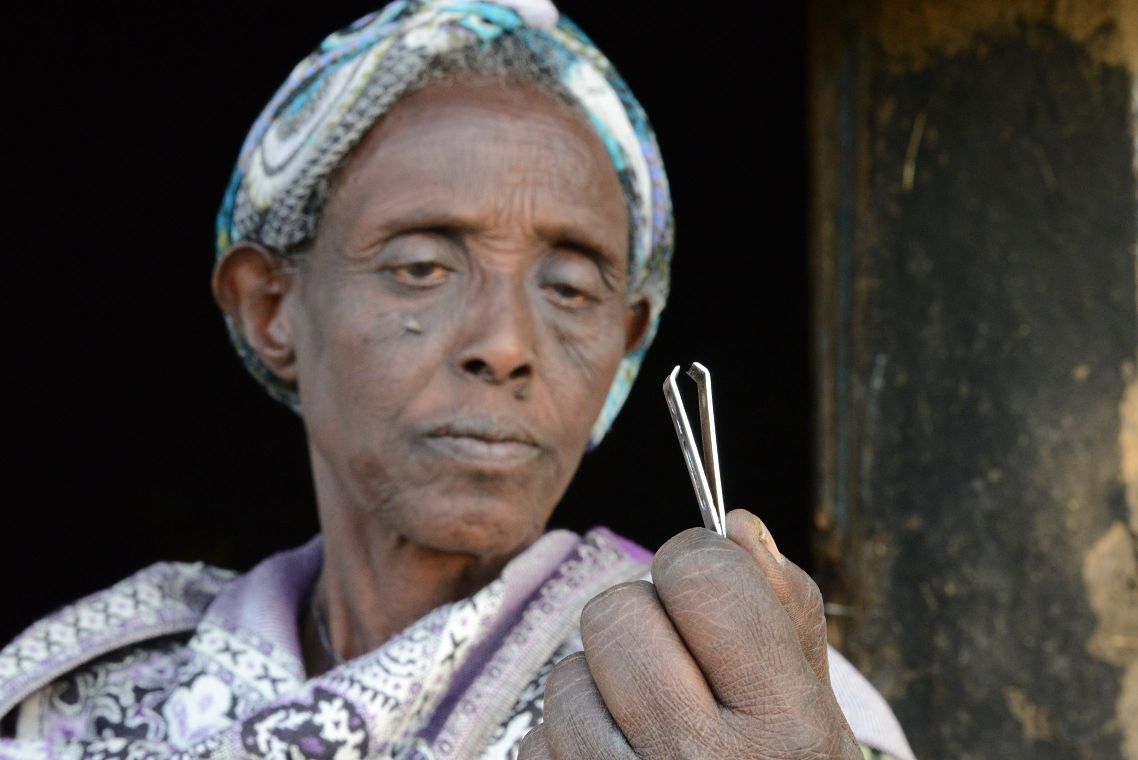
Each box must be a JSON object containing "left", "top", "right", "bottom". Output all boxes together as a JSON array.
[{"left": 810, "top": 2, "right": 1138, "bottom": 758}]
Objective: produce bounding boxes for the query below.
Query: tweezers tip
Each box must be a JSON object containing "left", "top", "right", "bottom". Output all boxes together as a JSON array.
[{"left": 686, "top": 362, "right": 709, "bottom": 381}]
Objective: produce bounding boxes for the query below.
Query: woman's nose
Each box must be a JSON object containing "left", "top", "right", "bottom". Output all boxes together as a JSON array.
[{"left": 455, "top": 280, "right": 536, "bottom": 389}]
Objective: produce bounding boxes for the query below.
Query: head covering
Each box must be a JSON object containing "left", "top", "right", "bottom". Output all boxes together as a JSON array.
[{"left": 216, "top": 0, "right": 673, "bottom": 446}]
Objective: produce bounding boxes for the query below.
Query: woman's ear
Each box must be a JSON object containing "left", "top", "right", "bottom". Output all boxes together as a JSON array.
[
  {"left": 623, "top": 296, "right": 651, "bottom": 355},
  {"left": 212, "top": 243, "right": 298, "bottom": 382}
]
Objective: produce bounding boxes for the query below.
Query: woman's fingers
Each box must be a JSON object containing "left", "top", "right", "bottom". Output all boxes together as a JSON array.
[
  {"left": 575, "top": 529, "right": 856, "bottom": 758},
  {"left": 517, "top": 725, "right": 553, "bottom": 760},
  {"left": 539, "top": 652, "right": 639, "bottom": 759},
  {"left": 725, "top": 508, "right": 831, "bottom": 688},
  {"left": 549, "top": 515, "right": 860, "bottom": 759},
  {"left": 578, "top": 581, "right": 719, "bottom": 755},
  {"left": 650, "top": 526, "right": 818, "bottom": 711}
]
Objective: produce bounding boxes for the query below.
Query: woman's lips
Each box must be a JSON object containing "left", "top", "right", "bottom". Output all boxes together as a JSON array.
[
  {"left": 423, "top": 418, "right": 543, "bottom": 467},
  {"left": 424, "top": 435, "right": 542, "bottom": 466}
]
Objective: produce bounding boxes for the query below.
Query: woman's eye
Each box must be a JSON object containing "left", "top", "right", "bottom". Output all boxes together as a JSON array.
[
  {"left": 541, "top": 247, "right": 611, "bottom": 309},
  {"left": 387, "top": 261, "right": 451, "bottom": 287},
  {"left": 544, "top": 281, "right": 596, "bottom": 307}
]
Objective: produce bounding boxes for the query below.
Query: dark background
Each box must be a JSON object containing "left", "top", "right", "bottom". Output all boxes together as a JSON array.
[{"left": 4, "top": 2, "right": 810, "bottom": 643}]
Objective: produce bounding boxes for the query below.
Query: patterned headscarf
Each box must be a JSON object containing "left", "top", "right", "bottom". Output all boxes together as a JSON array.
[{"left": 216, "top": 0, "right": 673, "bottom": 446}]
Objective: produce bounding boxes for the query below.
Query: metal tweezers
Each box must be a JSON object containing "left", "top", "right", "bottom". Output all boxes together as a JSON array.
[{"left": 663, "top": 363, "right": 726, "bottom": 537}]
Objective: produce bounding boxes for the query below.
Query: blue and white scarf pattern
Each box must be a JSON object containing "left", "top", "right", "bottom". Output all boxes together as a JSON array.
[{"left": 215, "top": 0, "right": 674, "bottom": 447}]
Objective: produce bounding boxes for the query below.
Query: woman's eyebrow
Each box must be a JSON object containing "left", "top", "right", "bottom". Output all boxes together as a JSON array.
[
  {"left": 536, "top": 222, "right": 625, "bottom": 266},
  {"left": 346, "top": 204, "right": 624, "bottom": 260},
  {"left": 343, "top": 206, "right": 482, "bottom": 256},
  {"left": 362, "top": 203, "right": 483, "bottom": 232},
  {"left": 541, "top": 226, "right": 626, "bottom": 292}
]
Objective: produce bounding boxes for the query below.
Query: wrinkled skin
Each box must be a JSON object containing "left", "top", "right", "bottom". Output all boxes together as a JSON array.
[
  {"left": 280, "top": 78, "right": 644, "bottom": 562},
  {"left": 520, "top": 509, "right": 861, "bottom": 760},
  {"left": 216, "top": 76, "right": 859, "bottom": 756},
  {"left": 215, "top": 78, "right": 650, "bottom": 658}
]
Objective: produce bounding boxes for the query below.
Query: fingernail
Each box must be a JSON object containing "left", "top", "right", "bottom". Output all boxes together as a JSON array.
[{"left": 754, "top": 516, "right": 783, "bottom": 563}]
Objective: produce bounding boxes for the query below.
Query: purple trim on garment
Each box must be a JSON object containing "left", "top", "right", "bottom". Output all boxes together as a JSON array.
[
  {"left": 423, "top": 527, "right": 656, "bottom": 756},
  {"left": 611, "top": 531, "right": 654, "bottom": 564},
  {"left": 417, "top": 531, "right": 582, "bottom": 740},
  {"left": 3, "top": 530, "right": 915, "bottom": 760},
  {"left": 202, "top": 536, "right": 323, "bottom": 680}
]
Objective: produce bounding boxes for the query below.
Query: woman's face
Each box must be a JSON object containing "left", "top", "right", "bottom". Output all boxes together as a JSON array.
[{"left": 285, "top": 78, "right": 645, "bottom": 560}]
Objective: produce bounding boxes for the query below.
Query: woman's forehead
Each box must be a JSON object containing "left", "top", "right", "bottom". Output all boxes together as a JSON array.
[{"left": 322, "top": 78, "right": 629, "bottom": 258}]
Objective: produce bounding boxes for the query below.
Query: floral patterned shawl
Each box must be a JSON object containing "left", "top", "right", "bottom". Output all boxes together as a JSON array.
[
  {"left": 0, "top": 530, "right": 652, "bottom": 759},
  {"left": 0, "top": 528, "right": 915, "bottom": 760}
]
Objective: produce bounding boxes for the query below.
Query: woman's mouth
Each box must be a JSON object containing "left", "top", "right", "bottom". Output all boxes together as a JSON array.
[{"left": 423, "top": 418, "right": 543, "bottom": 467}]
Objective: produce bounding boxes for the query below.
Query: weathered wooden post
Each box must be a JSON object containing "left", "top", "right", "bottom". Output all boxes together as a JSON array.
[{"left": 809, "top": 2, "right": 1138, "bottom": 757}]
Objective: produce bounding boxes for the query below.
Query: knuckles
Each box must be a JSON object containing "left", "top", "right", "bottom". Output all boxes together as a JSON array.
[
  {"left": 544, "top": 652, "right": 593, "bottom": 706},
  {"left": 579, "top": 580, "right": 659, "bottom": 642},
  {"left": 653, "top": 530, "right": 777, "bottom": 617},
  {"left": 557, "top": 530, "right": 856, "bottom": 760},
  {"left": 517, "top": 725, "right": 552, "bottom": 760},
  {"left": 653, "top": 529, "right": 750, "bottom": 590},
  {"left": 654, "top": 526, "right": 829, "bottom": 640}
]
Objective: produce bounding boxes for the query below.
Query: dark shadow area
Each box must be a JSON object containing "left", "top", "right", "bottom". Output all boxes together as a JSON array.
[
  {"left": 831, "top": 22, "right": 1134, "bottom": 758},
  {"left": 3, "top": 2, "right": 810, "bottom": 643}
]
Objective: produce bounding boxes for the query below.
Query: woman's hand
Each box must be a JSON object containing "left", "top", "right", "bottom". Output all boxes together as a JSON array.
[{"left": 518, "top": 508, "right": 860, "bottom": 759}]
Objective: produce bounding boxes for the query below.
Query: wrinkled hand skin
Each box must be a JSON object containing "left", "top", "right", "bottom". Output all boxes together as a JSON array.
[{"left": 518, "top": 509, "right": 860, "bottom": 760}]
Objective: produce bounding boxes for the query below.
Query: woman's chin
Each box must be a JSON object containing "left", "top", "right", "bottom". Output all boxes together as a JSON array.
[{"left": 397, "top": 498, "right": 548, "bottom": 561}]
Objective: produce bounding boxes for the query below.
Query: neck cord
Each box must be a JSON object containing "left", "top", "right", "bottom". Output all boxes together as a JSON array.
[{"left": 310, "top": 592, "right": 345, "bottom": 666}]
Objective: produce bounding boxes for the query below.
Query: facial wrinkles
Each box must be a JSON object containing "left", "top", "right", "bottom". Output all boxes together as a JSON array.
[
  {"left": 306, "top": 290, "right": 452, "bottom": 518},
  {"left": 462, "top": 130, "right": 611, "bottom": 249},
  {"left": 343, "top": 110, "right": 621, "bottom": 378},
  {"left": 292, "top": 259, "right": 405, "bottom": 456},
  {"left": 468, "top": 218, "right": 623, "bottom": 459},
  {"left": 283, "top": 80, "right": 634, "bottom": 559},
  {"left": 335, "top": 91, "right": 624, "bottom": 262},
  {"left": 455, "top": 239, "right": 617, "bottom": 438}
]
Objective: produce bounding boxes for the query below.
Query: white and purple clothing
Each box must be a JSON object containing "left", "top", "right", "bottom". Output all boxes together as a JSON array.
[{"left": 0, "top": 530, "right": 915, "bottom": 759}]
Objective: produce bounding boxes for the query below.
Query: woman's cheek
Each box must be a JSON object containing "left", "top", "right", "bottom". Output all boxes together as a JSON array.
[{"left": 546, "top": 301, "right": 629, "bottom": 377}]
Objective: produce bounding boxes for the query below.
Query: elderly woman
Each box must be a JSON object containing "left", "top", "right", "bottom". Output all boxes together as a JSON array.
[{"left": 0, "top": 2, "right": 913, "bottom": 759}]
